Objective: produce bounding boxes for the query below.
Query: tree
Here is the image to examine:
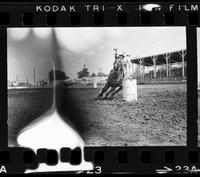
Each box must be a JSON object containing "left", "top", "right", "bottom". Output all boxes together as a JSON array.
[
  {"left": 77, "top": 65, "right": 90, "bottom": 78},
  {"left": 48, "top": 70, "right": 69, "bottom": 83},
  {"left": 90, "top": 73, "right": 96, "bottom": 77}
]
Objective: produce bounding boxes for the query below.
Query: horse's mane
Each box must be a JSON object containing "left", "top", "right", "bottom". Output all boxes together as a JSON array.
[{"left": 107, "top": 60, "right": 124, "bottom": 84}]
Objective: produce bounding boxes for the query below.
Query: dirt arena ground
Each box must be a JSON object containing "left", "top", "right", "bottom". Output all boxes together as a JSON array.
[{"left": 8, "top": 83, "right": 187, "bottom": 147}]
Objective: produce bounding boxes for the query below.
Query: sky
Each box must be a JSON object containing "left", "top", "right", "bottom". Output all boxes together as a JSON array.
[{"left": 8, "top": 27, "right": 186, "bottom": 82}]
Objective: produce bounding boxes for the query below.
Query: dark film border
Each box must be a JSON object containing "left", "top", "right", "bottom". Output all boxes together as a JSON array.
[
  {"left": 186, "top": 27, "right": 197, "bottom": 148},
  {"left": 0, "top": 28, "right": 7, "bottom": 148}
]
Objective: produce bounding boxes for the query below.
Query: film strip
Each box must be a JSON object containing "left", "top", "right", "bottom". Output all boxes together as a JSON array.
[{"left": 0, "top": 1, "right": 199, "bottom": 174}]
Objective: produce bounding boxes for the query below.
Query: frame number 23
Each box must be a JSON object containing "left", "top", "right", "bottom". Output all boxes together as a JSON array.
[{"left": 87, "top": 166, "right": 102, "bottom": 174}]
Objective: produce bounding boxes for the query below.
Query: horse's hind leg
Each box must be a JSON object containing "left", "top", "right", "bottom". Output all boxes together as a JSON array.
[
  {"left": 110, "top": 85, "right": 123, "bottom": 99},
  {"left": 98, "top": 82, "right": 110, "bottom": 98}
]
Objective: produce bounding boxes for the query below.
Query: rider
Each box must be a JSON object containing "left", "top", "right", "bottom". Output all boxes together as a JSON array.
[
  {"left": 112, "top": 49, "right": 124, "bottom": 71},
  {"left": 107, "top": 53, "right": 125, "bottom": 82}
]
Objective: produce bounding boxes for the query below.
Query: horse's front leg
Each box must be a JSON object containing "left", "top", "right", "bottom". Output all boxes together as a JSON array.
[
  {"left": 105, "top": 87, "right": 115, "bottom": 99},
  {"left": 110, "top": 84, "right": 123, "bottom": 99},
  {"left": 98, "top": 82, "right": 110, "bottom": 98}
]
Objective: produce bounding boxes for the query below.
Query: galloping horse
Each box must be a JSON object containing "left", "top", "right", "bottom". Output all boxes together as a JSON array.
[{"left": 98, "top": 54, "right": 125, "bottom": 100}]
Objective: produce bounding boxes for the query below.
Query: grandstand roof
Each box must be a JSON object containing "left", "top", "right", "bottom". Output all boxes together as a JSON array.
[{"left": 131, "top": 50, "right": 187, "bottom": 66}]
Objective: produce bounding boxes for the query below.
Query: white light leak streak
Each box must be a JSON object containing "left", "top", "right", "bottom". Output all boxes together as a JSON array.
[
  {"left": 17, "top": 65, "right": 93, "bottom": 173},
  {"left": 8, "top": 28, "right": 30, "bottom": 41},
  {"left": 142, "top": 4, "right": 161, "bottom": 11},
  {"left": 18, "top": 109, "right": 93, "bottom": 173},
  {"left": 33, "top": 28, "right": 53, "bottom": 39},
  {"left": 17, "top": 110, "right": 84, "bottom": 151}
]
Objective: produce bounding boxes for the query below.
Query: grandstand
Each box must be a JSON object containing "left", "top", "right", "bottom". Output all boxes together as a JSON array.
[{"left": 131, "top": 50, "right": 187, "bottom": 83}]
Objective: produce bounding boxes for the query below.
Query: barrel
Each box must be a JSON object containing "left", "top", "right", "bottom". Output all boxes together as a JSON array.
[{"left": 122, "top": 79, "right": 137, "bottom": 101}]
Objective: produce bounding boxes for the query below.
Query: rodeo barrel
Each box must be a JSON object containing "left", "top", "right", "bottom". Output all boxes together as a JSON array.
[{"left": 122, "top": 79, "right": 137, "bottom": 101}]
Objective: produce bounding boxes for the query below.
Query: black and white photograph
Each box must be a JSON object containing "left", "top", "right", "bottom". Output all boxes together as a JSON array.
[{"left": 8, "top": 27, "right": 187, "bottom": 148}]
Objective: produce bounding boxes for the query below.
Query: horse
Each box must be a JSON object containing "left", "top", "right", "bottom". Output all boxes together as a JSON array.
[{"left": 98, "top": 55, "right": 125, "bottom": 100}]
